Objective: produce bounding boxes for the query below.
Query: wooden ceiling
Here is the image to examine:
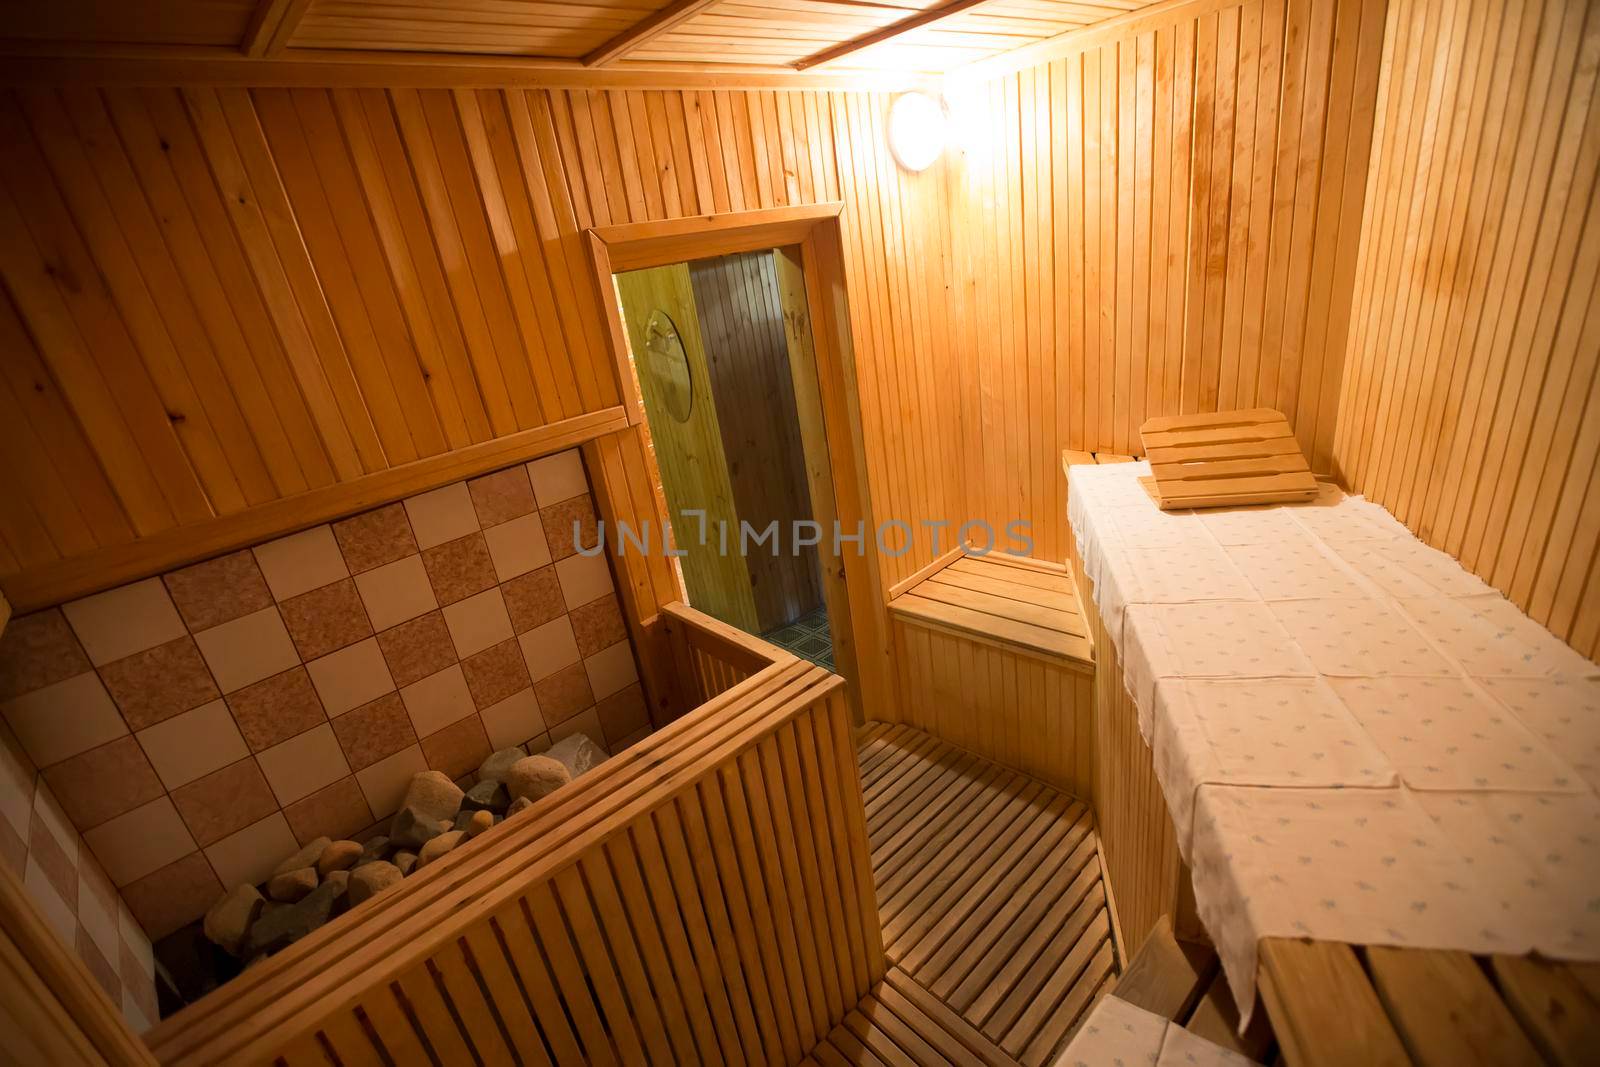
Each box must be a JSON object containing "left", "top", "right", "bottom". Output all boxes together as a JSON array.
[{"left": 0, "top": 0, "right": 1160, "bottom": 77}]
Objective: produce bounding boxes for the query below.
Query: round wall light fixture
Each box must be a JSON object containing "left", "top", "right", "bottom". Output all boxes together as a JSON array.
[{"left": 887, "top": 91, "right": 947, "bottom": 172}]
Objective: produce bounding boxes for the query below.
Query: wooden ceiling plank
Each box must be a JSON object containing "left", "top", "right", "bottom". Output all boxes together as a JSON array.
[
  {"left": 793, "top": 0, "right": 998, "bottom": 70},
  {"left": 584, "top": 0, "right": 728, "bottom": 66},
  {"left": 241, "top": 0, "right": 317, "bottom": 56}
]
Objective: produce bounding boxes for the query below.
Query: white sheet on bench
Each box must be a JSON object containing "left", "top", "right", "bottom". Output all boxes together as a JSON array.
[{"left": 1068, "top": 461, "right": 1600, "bottom": 1023}]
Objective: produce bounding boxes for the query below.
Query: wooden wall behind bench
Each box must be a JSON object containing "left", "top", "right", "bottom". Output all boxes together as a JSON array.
[{"left": 1332, "top": 0, "right": 1600, "bottom": 659}]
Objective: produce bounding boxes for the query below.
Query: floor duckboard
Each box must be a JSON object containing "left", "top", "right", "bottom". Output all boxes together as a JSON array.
[{"left": 857, "top": 722, "right": 1118, "bottom": 1067}]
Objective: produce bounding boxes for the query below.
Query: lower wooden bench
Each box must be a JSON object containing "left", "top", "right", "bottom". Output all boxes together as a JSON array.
[{"left": 887, "top": 551, "right": 1096, "bottom": 797}]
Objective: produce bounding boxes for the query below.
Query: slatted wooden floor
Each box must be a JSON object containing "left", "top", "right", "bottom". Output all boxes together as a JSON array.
[
  {"left": 858, "top": 721, "right": 1117, "bottom": 1067},
  {"left": 803, "top": 967, "right": 1018, "bottom": 1067}
]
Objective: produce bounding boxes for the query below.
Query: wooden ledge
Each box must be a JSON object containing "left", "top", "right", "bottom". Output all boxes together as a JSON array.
[{"left": 888, "top": 551, "right": 1093, "bottom": 669}]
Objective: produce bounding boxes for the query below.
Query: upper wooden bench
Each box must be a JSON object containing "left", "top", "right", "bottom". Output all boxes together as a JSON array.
[{"left": 889, "top": 551, "right": 1093, "bottom": 670}]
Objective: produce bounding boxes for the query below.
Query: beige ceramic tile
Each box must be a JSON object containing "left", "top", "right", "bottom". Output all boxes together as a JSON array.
[
  {"left": 63, "top": 580, "right": 186, "bottom": 667},
  {"left": 305, "top": 638, "right": 395, "bottom": 717},
  {"left": 25, "top": 855, "right": 77, "bottom": 945},
  {"left": 0, "top": 732, "right": 31, "bottom": 841},
  {"left": 399, "top": 664, "right": 475, "bottom": 738},
  {"left": 40, "top": 736, "right": 165, "bottom": 831},
  {"left": 204, "top": 812, "right": 299, "bottom": 889},
  {"left": 354, "top": 744, "right": 428, "bottom": 819},
  {"left": 518, "top": 616, "right": 580, "bottom": 681},
  {"left": 255, "top": 724, "right": 350, "bottom": 807},
  {"left": 527, "top": 450, "right": 588, "bottom": 508},
  {"left": 136, "top": 700, "right": 250, "bottom": 791},
  {"left": 193, "top": 608, "right": 300, "bottom": 694},
  {"left": 83, "top": 797, "right": 197, "bottom": 887},
  {"left": 252, "top": 526, "right": 350, "bottom": 602},
  {"left": 479, "top": 689, "right": 547, "bottom": 752},
  {"left": 162, "top": 551, "right": 274, "bottom": 632},
  {"left": 584, "top": 640, "right": 640, "bottom": 701},
  {"left": 0, "top": 609, "right": 90, "bottom": 702},
  {"left": 595, "top": 684, "right": 650, "bottom": 747},
  {"left": 354, "top": 555, "right": 437, "bottom": 631},
  {"left": 443, "top": 588, "right": 514, "bottom": 659},
  {"left": 28, "top": 806, "right": 77, "bottom": 905},
  {"left": 483, "top": 512, "right": 552, "bottom": 582},
  {"left": 31, "top": 783, "right": 77, "bottom": 860},
  {"left": 2, "top": 672, "right": 127, "bottom": 768},
  {"left": 404, "top": 482, "right": 479, "bottom": 550},
  {"left": 555, "top": 552, "right": 614, "bottom": 611},
  {"left": 76, "top": 856, "right": 121, "bottom": 967}
]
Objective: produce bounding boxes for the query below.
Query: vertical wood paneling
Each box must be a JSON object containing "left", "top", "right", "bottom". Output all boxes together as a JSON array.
[
  {"left": 946, "top": 0, "right": 1387, "bottom": 565},
  {"left": 1332, "top": 0, "right": 1600, "bottom": 659}
]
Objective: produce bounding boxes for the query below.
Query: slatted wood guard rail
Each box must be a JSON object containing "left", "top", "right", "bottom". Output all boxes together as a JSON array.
[{"left": 145, "top": 602, "right": 879, "bottom": 1066}]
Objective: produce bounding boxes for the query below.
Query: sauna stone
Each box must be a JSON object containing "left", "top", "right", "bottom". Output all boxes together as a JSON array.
[
  {"left": 506, "top": 754, "right": 571, "bottom": 802},
  {"left": 348, "top": 862, "right": 403, "bottom": 905},
  {"left": 266, "top": 868, "right": 317, "bottom": 904},
  {"left": 388, "top": 805, "right": 443, "bottom": 850},
  {"left": 317, "top": 840, "right": 362, "bottom": 878},
  {"left": 545, "top": 734, "right": 606, "bottom": 778},
  {"left": 477, "top": 746, "right": 527, "bottom": 784},
  {"left": 400, "top": 771, "right": 464, "bottom": 822},
  {"left": 464, "top": 810, "right": 494, "bottom": 838},
  {"left": 203, "top": 885, "right": 263, "bottom": 957},
  {"left": 271, "top": 836, "right": 331, "bottom": 879},
  {"left": 358, "top": 836, "right": 390, "bottom": 865},
  {"left": 246, "top": 879, "right": 341, "bottom": 957},
  {"left": 461, "top": 778, "right": 510, "bottom": 814},
  {"left": 417, "top": 830, "right": 465, "bottom": 868},
  {"left": 393, "top": 851, "right": 418, "bottom": 876},
  {"left": 506, "top": 796, "right": 533, "bottom": 817},
  {"left": 323, "top": 870, "right": 350, "bottom": 898}
]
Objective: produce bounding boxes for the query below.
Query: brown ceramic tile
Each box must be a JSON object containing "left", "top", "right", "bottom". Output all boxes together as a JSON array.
[
  {"left": 501, "top": 566, "right": 566, "bottom": 635},
  {"left": 279, "top": 579, "right": 373, "bottom": 661},
  {"left": 226, "top": 668, "right": 326, "bottom": 753},
  {"left": 0, "top": 816, "right": 24, "bottom": 878},
  {"left": 468, "top": 467, "right": 538, "bottom": 528},
  {"left": 568, "top": 595, "right": 627, "bottom": 658},
  {"left": 595, "top": 682, "right": 650, "bottom": 746},
  {"left": 540, "top": 496, "right": 599, "bottom": 562},
  {"left": 120, "top": 851, "right": 221, "bottom": 941},
  {"left": 98, "top": 637, "right": 220, "bottom": 731},
  {"left": 163, "top": 550, "right": 274, "bottom": 632},
  {"left": 375, "top": 611, "right": 459, "bottom": 688},
  {"left": 0, "top": 609, "right": 89, "bottom": 702},
  {"left": 76, "top": 925, "right": 119, "bottom": 1001},
  {"left": 0, "top": 718, "right": 36, "bottom": 782},
  {"left": 28, "top": 807, "right": 77, "bottom": 905},
  {"left": 171, "top": 758, "right": 279, "bottom": 847},
  {"left": 120, "top": 938, "right": 159, "bottom": 1022},
  {"left": 533, "top": 663, "right": 595, "bottom": 726},
  {"left": 41, "top": 736, "right": 165, "bottom": 831},
  {"left": 419, "top": 715, "right": 491, "bottom": 780},
  {"left": 421, "top": 533, "right": 498, "bottom": 606},
  {"left": 331, "top": 692, "right": 417, "bottom": 771},
  {"left": 334, "top": 503, "right": 419, "bottom": 574},
  {"left": 282, "top": 776, "right": 373, "bottom": 845},
  {"left": 460, "top": 638, "right": 531, "bottom": 710},
  {"left": 78, "top": 848, "right": 119, "bottom": 918}
]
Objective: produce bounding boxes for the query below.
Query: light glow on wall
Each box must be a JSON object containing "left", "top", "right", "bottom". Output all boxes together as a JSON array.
[{"left": 887, "top": 91, "right": 947, "bottom": 172}]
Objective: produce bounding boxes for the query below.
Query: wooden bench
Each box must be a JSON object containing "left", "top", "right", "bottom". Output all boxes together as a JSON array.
[
  {"left": 887, "top": 551, "right": 1096, "bottom": 797},
  {"left": 1116, "top": 917, "right": 1274, "bottom": 1061}
]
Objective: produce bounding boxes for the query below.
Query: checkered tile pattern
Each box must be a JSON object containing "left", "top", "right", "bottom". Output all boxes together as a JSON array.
[
  {"left": 0, "top": 448, "right": 653, "bottom": 959},
  {"left": 762, "top": 608, "right": 835, "bottom": 670}
]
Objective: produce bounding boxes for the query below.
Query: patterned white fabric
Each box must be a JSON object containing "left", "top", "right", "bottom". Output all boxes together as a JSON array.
[
  {"left": 1053, "top": 995, "right": 1259, "bottom": 1067},
  {"left": 1067, "top": 462, "right": 1600, "bottom": 1026}
]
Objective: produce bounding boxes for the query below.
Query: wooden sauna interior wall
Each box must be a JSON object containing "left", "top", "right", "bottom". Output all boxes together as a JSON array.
[
  {"left": 1331, "top": 0, "right": 1600, "bottom": 659},
  {"left": 943, "top": 0, "right": 1389, "bottom": 564},
  {"left": 0, "top": 84, "right": 962, "bottom": 613},
  {"left": 689, "top": 251, "right": 826, "bottom": 632}
]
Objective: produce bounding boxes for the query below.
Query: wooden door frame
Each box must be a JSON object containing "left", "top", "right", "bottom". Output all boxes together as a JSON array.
[{"left": 585, "top": 203, "right": 891, "bottom": 722}]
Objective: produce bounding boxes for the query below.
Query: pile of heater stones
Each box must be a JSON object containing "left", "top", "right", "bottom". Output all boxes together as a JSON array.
[{"left": 202, "top": 734, "right": 606, "bottom": 963}]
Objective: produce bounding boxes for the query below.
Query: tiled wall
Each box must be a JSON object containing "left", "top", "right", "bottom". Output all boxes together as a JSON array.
[
  {"left": 0, "top": 721, "right": 159, "bottom": 1031},
  {"left": 0, "top": 448, "right": 649, "bottom": 950}
]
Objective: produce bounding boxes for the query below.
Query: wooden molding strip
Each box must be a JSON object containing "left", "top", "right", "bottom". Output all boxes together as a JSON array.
[
  {"left": 240, "top": 0, "right": 314, "bottom": 57},
  {"left": 1, "top": 407, "right": 628, "bottom": 613},
  {"left": 794, "top": 0, "right": 995, "bottom": 71},
  {"left": 0, "top": 47, "right": 933, "bottom": 91},
  {"left": 947, "top": 0, "right": 1245, "bottom": 85},
  {"left": 591, "top": 202, "right": 844, "bottom": 271},
  {"left": 583, "top": 0, "right": 726, "bottom": 67}
]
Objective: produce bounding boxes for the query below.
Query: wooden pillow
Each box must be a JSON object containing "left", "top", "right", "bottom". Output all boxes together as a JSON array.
[{"left": 1138, "top": 408, "right": 1318, "bottom": 510}]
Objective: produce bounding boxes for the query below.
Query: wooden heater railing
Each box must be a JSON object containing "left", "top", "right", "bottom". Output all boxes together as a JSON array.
[{"left": 143, "top": 602, "right": 881, "bottom": 1067}]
